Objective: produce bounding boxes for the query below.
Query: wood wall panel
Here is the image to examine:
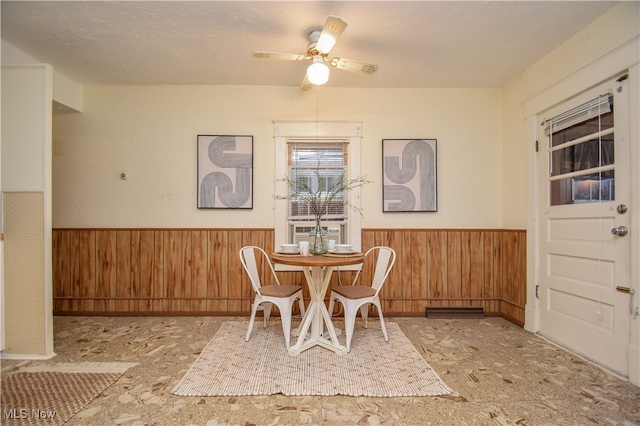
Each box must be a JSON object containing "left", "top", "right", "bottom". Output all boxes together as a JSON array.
[
  {"left": 152, "top": 230, "right": 163, "bottom": 311},
  {"left": 191, "top": 230, "right": 207, "bottom": 312},
  {"left": 138, "top": 230, "right": 155, "bottom": 312},
  {"left": 116, "top": 230, "right": 131, "bottom": 312},
  {"left": 427, "top": 232, "right": 446, "bottom": 304},
  {"left": 53, "top": 230, "right": 71, "bottom": 313},
  {"left": 52, "top": 228, "right": 527, "bottom": 325},
  {"left": 469, "top": 232, "right": 484, "bottom": 307},
  {"left": 78, "top": 230, "right": 96, "bottom": 312},
  {"left": 447, "top": 232, "right": 462, "bottom": 303}
]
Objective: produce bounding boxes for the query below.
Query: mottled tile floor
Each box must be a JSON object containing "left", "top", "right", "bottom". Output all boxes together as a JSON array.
[{"left": 2, "top": 316, "right": 639, "bottom": 425}]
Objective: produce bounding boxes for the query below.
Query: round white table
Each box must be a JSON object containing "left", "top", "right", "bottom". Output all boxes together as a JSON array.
[{"left": 271, "top": 252, "right": 364, "bottom": 356}]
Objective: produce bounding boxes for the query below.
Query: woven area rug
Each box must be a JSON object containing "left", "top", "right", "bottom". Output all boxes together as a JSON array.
[
  {"left": 1, "top": 362, "right": 137, "bottom": 425},
  {"left": 171, "top": 321, "right": 452, "bottom": 397}
]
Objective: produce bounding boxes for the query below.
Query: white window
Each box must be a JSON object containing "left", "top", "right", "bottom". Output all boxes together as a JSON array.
[
  {"left": 543, "top": 94, "right": 615, "bottom": 205},
  {"left": 287, "top": 140, "right": 349, "bottom": 244},
  {"left": 274, "top": 121, "right": 363, "bottom": 262}
]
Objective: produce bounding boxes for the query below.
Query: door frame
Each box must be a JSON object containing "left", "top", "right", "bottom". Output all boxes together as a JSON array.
[{"left": 524, "top": 39, "right": 639, "bottom": 386}]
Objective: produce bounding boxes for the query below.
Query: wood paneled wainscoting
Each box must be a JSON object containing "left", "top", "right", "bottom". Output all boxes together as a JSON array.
[{"left": 52, "top": 228, "right": 526, "bottom": 325}]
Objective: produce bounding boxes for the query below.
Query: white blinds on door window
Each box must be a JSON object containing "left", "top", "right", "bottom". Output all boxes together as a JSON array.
[{"left": 543, "top": 95, "right": 612, "bottom": 136}]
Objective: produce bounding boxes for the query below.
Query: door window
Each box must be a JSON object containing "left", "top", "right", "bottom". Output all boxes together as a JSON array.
[{"left": 545, "top": 95, "right": 615, "bottom": 205}]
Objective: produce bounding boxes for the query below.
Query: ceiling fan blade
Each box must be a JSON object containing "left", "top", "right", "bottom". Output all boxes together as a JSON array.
[
  {"left": 330, "top": 57, "right": 378, "bottom": 74},
  {"left": 300, "top": 74, "right": 312, "bottom": 92},
  {"left": 315, "top": 16, "right": 347, "bottom": 54},
  {"left": 252, "top": 51, "right": 308, "bottom": 61}
]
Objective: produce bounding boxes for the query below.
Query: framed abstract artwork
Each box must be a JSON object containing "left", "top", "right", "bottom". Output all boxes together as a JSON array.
[
  {"left": 197, "top": 135, "right": 253, "bottom": 209},
  {"left": 382, "top": 138, "right": 437, "bottom": 212}
]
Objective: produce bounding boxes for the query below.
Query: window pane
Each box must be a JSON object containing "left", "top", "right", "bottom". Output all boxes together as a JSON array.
[
  {"left": 550, "top": 171, "right": 615, "bottom": 206},
  {"left": 550, "top": 134, "right": 614, "bottom": 177},
  {"left": 551, "top": 110, "right": 613, "bottom": 147},
  {"left": 288, "top": 142, "right": 348, "bottom": 221}
]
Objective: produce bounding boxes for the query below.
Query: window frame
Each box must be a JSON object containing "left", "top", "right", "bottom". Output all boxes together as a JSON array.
[{"left": 274, "top": 121, "right": 363, "bottom": 271}]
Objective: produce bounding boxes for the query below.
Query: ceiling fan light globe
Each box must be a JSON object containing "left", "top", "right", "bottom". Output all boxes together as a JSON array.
[{"left": 307, "top": 62, "right": 329, "bottom": 85}]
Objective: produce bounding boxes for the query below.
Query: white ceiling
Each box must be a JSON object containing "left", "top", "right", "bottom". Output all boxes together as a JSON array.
[{"left": 1, "top": 1, "right": 619, "bottom": 89}]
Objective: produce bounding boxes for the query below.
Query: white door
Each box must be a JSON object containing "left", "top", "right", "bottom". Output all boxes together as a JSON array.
[{"left": 538, "top": 74, "right": 632, "bottom": 376}]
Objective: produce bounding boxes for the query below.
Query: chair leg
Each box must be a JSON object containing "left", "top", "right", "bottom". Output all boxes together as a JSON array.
[
  {"left": 360, "top": 305, "right": 369, "bottom": 329},
  {"left": 374, "top": 299, "right": 389, "bottom": 342},
  {"left": 344, "top": 304, "right": 357, "bottom": 353},
  {"left": 246, "top": 300, "right": 259, "bottom": 342},
  {"left": 280, "top": 302, "right": 294, "bottom": 349},
  {"left": 328, "top": 294, "right": 336, "bottom": 318},
  {"left": 263, "top": 303, "right": 273, "bottom": 328},
  {"left": 291, "top": 296, "right": 305, "bottom": 335}
]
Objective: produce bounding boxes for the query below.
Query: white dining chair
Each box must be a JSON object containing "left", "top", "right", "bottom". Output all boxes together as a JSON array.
[
  {"left": 328, "top": 246, "right": 396, "bottom": 352},
  {"left": 239, "top": 246, "right": 305, "bottom": 349}
]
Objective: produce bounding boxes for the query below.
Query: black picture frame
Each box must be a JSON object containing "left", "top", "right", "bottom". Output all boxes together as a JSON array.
[
  {"left": 382, "top": 138, "right": 437, "bottom": 212},
  {"left": 197, "top": 135, "right": 253, "bottom": 209}
]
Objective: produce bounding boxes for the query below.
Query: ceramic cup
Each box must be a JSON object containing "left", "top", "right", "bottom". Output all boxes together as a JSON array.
[
  {"left": 298, "top": 241, "right": 310, "bottom": 256},
  {"left": 326, "top": 239, "right": 336, "bottom": 251}
]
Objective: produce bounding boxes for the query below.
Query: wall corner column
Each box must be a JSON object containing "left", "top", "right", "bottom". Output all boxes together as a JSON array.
[{"left": 1, "top": 64, "right": 55, "bottom": 359}]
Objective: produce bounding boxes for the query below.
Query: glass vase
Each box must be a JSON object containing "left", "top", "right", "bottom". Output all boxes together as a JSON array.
[{"left": 309, "top": 218, "right": 328, "bottom": 255}]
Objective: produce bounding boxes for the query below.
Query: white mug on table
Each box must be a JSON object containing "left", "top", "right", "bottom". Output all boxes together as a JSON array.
[
  {"left": 326, "top": 239, "right": 336, "bottom": 251},
  {"left": 298, "top": 241, "right": 310, "bottom": 256}
]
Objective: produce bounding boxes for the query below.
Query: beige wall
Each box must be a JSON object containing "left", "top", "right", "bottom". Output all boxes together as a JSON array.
[
  {"left": 52, "top": 86, "right": 502, "bottom": 229},
  {"left": 40, "top": 2, "right": 640, "bottom": 232},
  {"left": 51, "top": 4, "right": 639, "bottom": 232}
]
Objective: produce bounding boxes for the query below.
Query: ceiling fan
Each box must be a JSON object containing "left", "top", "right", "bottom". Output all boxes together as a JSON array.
[{"left": 252, "top": 16, "right": 378, "bottom": 91}]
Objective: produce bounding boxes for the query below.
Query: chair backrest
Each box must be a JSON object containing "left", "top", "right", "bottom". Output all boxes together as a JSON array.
[
  {"left": 239, "top": 246, "right": 281, "bottom": 295},
  {"left": 352, "top": 246, "right": 396, "bottom": 294}
]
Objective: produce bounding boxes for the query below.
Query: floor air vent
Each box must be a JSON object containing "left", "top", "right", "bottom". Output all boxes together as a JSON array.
[{"left": 425, "top": 307, "right": 485, "bottom": 319}]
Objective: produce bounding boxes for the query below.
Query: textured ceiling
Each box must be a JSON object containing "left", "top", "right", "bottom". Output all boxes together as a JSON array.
[{"left": 1, "top": 1, "right": 619, "bottom": 89}]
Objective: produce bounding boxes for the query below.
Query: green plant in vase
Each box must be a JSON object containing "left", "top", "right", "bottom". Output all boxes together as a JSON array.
[{"left": 276, "top": 169, "right": 370, "bottom": 255}]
